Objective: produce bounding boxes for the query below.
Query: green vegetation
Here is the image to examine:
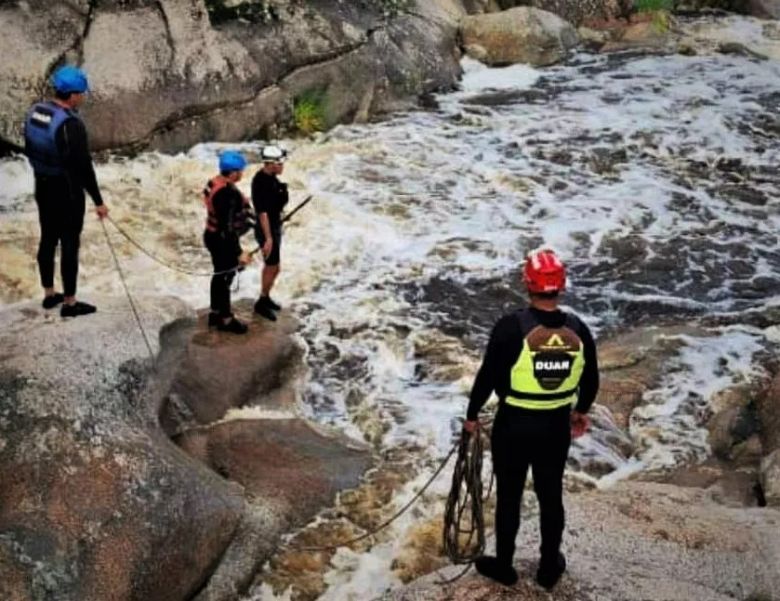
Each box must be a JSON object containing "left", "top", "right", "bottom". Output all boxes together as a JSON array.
[
  {"left": 632, "top": 0, "right": 673, "bottom": 33},
  {"left": 633, "top": 0, "right": 674, "bottom": 10},
  {"left": 651, "top": 8, "right": 672, "bottom": 32},
  {"left": 293, "top": 90, "right": 326, "bottom": 135},
  {"left": 204, "top": 0, "right": 278, "bottom": 25}
]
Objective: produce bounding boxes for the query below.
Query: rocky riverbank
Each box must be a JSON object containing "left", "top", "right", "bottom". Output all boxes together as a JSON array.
[
  {"left": 0, "top": 297, "right": 371, "bottom": 601},
  {"left": 0, "top": 0, "right": 467, "bottom": 153}
]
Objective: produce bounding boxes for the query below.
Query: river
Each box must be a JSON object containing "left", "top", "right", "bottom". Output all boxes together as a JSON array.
[{"left": 0, "top": 13, "right": 779, "bottom": 601}]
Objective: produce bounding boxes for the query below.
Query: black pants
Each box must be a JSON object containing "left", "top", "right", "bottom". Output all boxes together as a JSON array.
[
  {"left": 491, "top": 405, "right": 571, "bottom": 567},
  {"left": 204, "top": 231, "right": 239, "bottom": 318},
  {"left": 35, "top": 176, "right": 85, "bottom": 297}
]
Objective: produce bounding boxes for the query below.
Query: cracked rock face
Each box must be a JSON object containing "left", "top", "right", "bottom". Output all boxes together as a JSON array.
[{"left": 0, "top": 0, "right": 464, "bottom": 153}]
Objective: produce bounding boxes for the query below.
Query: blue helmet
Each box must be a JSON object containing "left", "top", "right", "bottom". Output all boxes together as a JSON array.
[
  {"left": 218, "top": 150, "right": 247, "bottom": 173},
  {"left": 51, "top": 65, "right": 89, "bottom": 94}
]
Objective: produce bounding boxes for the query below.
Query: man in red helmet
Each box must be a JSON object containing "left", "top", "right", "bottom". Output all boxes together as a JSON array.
[{"left": 464, "top": 249, "right": 599, "bottom": 590}]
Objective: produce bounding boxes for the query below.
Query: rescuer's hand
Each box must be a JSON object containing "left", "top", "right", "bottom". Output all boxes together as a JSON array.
[
  {"left": 570, "top": 411, "right": 590, "bottom": 439},
  {"left": 463, "top": 419, "right": 479, "bottom": 435},
  {"left": 96, "top": 205, "right": 109, "bottom": 219},
  {"left": 262, "top": 239, "right": 273, "bottom": 258},
  {"left": 239, "top": 251, "right": 251, "bottom": 266}
]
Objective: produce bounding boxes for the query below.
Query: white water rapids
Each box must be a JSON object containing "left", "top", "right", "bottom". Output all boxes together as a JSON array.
[{"left": 1, "top": 14, "right": 779, "bottom": 601}]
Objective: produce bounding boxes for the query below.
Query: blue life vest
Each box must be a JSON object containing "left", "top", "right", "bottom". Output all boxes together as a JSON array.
[{"left": 24, "top": 102, "right": 77, "bottom": 176}]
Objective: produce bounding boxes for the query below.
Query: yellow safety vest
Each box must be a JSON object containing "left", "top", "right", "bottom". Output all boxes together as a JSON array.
[{"left": 506, "top": 323, "right": 585, "bottom": 410}]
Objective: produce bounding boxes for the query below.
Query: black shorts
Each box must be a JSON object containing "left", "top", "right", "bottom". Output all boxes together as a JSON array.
[{"left": 256, "top": 228, "right": 281, "bottom": 266}]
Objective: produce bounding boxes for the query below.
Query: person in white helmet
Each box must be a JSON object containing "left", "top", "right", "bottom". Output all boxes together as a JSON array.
[{"left": 251, "top": 145, "right": 288, "bottom": 321}]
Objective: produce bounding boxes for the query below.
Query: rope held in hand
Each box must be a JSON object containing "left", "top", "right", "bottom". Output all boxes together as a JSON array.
[
  {"left": 442, "top": 424, "right": 491, "bottom": 567},
  {"left": 106, "top": 216, "right": 255, "bottom": 277}
]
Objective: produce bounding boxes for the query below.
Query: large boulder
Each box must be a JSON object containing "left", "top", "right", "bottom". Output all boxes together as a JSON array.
[
  {"left": 0, "top": 0, "right": 90, "bottom": 146},
  {"left": 0, "top": 0, "right": 464, "bottom": 153},
  {"left": 0, "top": 297, "right": 372, "bottom": 601},
  {"left": 0, "top": 297, "right": 244, "bottom": 601},
  {"left": 159, "top": 304, "right": 303, "bottom": 431},
  {"left": 460, "top": 7, "right": 579, "bottom": 67}
]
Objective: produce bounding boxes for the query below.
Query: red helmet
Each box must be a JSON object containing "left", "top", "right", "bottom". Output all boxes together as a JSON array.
[{"left": 523, "top": 249, "right": 566, "bottom": 294}]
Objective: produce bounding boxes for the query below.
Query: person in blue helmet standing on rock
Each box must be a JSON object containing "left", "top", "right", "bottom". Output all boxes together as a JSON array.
[
  {"left": 24, "top": 65, "right": 109, "bottom": 317},
  {"left": 203, "top": 150, "right": 254, "bottom": 334}
]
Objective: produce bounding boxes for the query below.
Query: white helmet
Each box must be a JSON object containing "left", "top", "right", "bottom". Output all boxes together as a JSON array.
[{"left": 261, "top": 145, "right": 288, "bottom": 163}]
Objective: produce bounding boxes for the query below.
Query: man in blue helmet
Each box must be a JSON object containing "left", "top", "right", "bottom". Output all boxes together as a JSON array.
[
  {"left": 24, "top": 64, "right": 109, "bottom": 317},
  {"left": 203, "top": 150, "right": 254, "bottom": 334}
]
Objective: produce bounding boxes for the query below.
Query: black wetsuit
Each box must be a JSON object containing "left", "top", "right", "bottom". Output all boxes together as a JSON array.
[
  {"left": 28, "top": 115, "right": 104, "bottom": 297},
  {"left": 251, "top": 170, "right": 288, "bottom": 266},
  {"left": 203, "top": 185, "right": 248, "bottom": 317},
  {"left": 467, "top": 306, "right": 599, "bottom": 568}
]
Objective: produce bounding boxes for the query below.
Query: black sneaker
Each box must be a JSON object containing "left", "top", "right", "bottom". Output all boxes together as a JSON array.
[
  {"left": 61, "top": 301, "right": 97, "bottom": 318},
  {"left": 265, "top": 296, "right": 282, "bottom": 311},
  {"left": 253, "top": 299, "right": 277, "bottom": 321},
  {"left": 42, "top": 293, "right": 65, "bottom": 309},
  {"left": 474, "top": 556, "right": 518, "bottom": 587},
  {"left": 207, "top": 312, "right": 220, "bottom": 327},
  {"left": 536, "top": 552, "right": 566, "bottom": 590},
  {"left": 217, "top": 317, "right": 248, "bottom": 334}
]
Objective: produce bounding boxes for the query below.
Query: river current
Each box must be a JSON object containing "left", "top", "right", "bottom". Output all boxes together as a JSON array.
[{"left": 1, "top": 14, "right": 779, "bottom": 601}]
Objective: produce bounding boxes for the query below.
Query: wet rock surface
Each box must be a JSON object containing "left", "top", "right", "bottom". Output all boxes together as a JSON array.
[
  {"left": 177, "top": 418, "right": 370, "bottom": 527},
  {"left": 385, "top": 481, "right": 780, "bottom": 601},
  {"left": 160, "top": 301, "right": 303, "bottom": 431},
  {"left": 0, "top": 296, "right": 372, "bottom": 601}
]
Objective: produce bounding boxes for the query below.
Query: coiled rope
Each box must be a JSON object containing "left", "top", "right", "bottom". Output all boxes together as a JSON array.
[{"left": 443, "top": 423, "right": 491, "bottom": 565}]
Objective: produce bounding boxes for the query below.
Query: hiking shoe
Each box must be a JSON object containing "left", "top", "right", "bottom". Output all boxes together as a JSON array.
[
  {"left": 61, "top": 301, "right": 96, "bottom": 318},
  {"left": 253, "top": 299, "right": 277, "bottom": 321},
  {"left": 536, "top": 552, "right": 566, "bottom": 590},
  {"left": 217, "top": 317, "right": 248, "bottom": 334},
  {"left": 207, "top": 312, "right": 221, "bottom": 327},
  {"left": 474, "top": 556, "right": 518, "bottom": 587},
  {"left": 42, "top": 293, "right": 65, "bottom": 309},
  {"left": 256, "top": 295, "right": 282, "bottom": 311}
]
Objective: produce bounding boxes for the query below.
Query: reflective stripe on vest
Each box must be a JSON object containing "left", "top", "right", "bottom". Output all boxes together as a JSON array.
[
  {"left": 506, "top": 325, "right": 585, "bottom": 410},
  {"left": 203, "top": 176, "right": 251, "bottom": 233},
  {"left": 24, "top": 102, "right": 76, "bottom": 176}
]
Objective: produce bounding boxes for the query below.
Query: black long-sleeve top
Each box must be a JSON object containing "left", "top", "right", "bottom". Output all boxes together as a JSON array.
[
  {"left": 466, "top": 307, "right": 599, "bottom": 420},
  {"left": 209, "top": 185, "right": 248, "bottom": 255},
  {"left": 54, "top": 117, "right": 104, "bottom": 206}
]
